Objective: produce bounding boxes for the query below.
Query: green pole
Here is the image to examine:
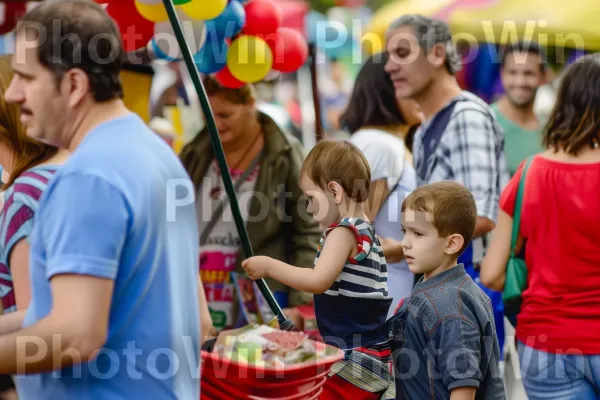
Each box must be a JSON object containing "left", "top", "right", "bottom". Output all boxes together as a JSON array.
[{"left": 162, "top": 0, "right": 294, "bottom": 331}]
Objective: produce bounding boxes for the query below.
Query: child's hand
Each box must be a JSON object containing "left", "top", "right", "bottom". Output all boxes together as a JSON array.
[{"left": 241, "top": 256, "right": 273, "bottom": 280}]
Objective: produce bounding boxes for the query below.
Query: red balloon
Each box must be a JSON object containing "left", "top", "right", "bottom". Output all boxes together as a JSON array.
[
  {"left": 264, "top": 28, "right": 308, "bottom": 73},
  {"left": 0, "top": 4, "right": 26, "bottom": 35},
  {"left": 106, "top": 1, "right": 155, "bottom": 52},
  {"left": 242, "top": 0, "right": 282, "bottom": 37},
  {"left": 215, "top": 67, "right": 244, "bottom": 89}
]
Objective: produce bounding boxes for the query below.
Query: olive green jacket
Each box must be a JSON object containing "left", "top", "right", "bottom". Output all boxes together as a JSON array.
[{"left": 179, "top": 112, "right": 320, "bottom": 306}]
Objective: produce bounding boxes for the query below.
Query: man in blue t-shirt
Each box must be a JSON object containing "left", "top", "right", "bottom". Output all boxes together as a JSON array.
[{"left": 1, "top": 1, "right": 200, "bottom": 398}]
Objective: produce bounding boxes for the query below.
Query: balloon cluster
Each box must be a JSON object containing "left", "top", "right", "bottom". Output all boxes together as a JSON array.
[{"left": 101, "top": 0, "right": 309, "bottom": 88}]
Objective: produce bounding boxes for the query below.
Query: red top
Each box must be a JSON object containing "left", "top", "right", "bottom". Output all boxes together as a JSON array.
[{"left": 500, "top": 155, "right": 600, "bottom": 354}]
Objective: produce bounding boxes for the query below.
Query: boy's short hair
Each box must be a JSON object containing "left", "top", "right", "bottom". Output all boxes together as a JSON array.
[
  {"left": 300, "top": 140, "right": 371, "bottom": 202},
  {"left": 401, "top": 181, "right": 476, "bottom": 254}
]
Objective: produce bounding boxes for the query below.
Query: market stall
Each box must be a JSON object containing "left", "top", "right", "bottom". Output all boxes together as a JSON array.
[
  {"left": 365, "top": 0, "right": 455, "bottom": 52},
  {"left": 448, "top": 0, "right": 600, "bottom": 49}
]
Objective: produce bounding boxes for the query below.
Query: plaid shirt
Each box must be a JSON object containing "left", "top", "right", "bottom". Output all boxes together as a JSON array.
[{"left": 413, "top": 91, "right": 509, "bottom": 222}]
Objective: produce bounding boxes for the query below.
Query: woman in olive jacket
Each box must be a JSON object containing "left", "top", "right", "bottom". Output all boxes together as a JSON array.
[{"left": 179, "top": 76, "right": 320, "bottom": 332}]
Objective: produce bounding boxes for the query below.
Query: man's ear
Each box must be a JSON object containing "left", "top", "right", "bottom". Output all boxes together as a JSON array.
[
  {"left": 64, "top": 68, "right": 90, "bottom": 109},
  {"left": 445, "top": 233, "right": 465, "bottom": 256},
  {"left": 427, "top": 43, "right": 447, "bottom": 69},
  {"left": 327, "top": 181, "right": 344, "bottom": 204}
]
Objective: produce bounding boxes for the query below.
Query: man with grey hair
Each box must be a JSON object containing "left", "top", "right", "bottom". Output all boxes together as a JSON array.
[
  {"left": 384, "top": 14, "right": 508, "bottom": 400},
  {"left": 385, "top": 14, "right": 507, "bottom": 237}
]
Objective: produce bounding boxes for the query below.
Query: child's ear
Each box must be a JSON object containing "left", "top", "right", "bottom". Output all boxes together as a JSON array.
[
  {"left": 327, "top": 181, "right": 343, "bottom": 203},
  {"left": 445, "top": 233, "right": 465, "bottom": 256}
]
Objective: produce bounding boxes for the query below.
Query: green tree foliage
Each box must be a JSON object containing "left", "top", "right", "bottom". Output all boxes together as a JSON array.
[{"left": 306, "top": 0, "right": 336, "bottom": 14}]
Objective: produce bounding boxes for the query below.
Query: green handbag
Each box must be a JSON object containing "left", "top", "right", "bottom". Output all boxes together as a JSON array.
[{"left": 502, "top": 156, "right": 534, "bottom": 315}]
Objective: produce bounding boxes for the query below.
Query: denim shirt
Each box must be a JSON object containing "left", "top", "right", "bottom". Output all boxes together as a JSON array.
[{"left": 388, "top": 265, "right": 506, "bottom": 399}]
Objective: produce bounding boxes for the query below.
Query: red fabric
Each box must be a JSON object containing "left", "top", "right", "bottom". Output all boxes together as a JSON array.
[
  {"left": 355, "top": 346, "right": 391, "bottom": 359},
  {"left": 320, "top": 374, "right": 381, "bottom": 400},
  {"left": 393, "top": 298, "right": 406, "bottom": 315},
  {"left": 500, "top": 155, "right": 600, "bottom": 354},
  {"left": 0, "top": 3, "right": 26, "bottom": 35}
]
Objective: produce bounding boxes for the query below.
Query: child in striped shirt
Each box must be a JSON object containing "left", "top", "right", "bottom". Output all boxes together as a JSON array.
[{"left": 242, "top": 140, "right": 393, "bottom": 399}]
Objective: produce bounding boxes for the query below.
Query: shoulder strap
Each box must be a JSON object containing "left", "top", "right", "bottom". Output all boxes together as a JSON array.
[
  {"left": 199, "top": 150, "right": 264, "bottom": 246},
  {"left": 416, "top": 98, "right": 464, "bottom": 182},
  {"left": 510, "top": 156, "right": 534, "bottom": 255}
]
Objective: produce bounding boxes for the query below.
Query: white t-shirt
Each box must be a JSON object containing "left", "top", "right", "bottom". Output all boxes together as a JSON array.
[
  {"left": 349, "top": 128, "right": 407, "bottom": 191},
  {"left": 349, "top": 128, "right": 417, "bottom": 317}
]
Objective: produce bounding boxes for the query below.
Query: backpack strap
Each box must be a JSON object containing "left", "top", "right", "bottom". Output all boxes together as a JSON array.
[
  {"left": 415, "top": 97, "right": 473, "bottom": 182},
  {"left": 416, "top": 102, "right": 457, "bottom": 182}
]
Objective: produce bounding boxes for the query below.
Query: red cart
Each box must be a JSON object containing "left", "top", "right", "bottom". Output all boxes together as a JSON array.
[{"left": 200, "top": 337, "right": 343, "bottom": 400}]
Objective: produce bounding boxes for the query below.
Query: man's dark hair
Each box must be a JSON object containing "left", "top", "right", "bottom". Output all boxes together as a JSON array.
[
  {"left": 500, "top": 41, "right": 547, "bottom": 72},
  {"left": 16, "top": 0, "right": 124, "bottom": 102}
]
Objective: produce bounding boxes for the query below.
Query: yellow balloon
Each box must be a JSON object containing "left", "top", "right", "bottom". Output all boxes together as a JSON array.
[
  {"left": 227, "top": 35, "right": 273, "bottom": 84},
  {"left": 135, "top": 1, "right": 168, "bottom": 22},
  {"left": 181, "top": 0, "right": 227, "bottom": 21}
]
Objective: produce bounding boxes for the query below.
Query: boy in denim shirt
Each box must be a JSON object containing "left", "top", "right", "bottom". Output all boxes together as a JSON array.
[{"left": 388, "top": 181, "right": 506, "bottom": 399}]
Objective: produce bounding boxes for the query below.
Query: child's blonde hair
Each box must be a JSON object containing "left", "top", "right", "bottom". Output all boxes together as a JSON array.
[
  {"left": 401, "top": 181, "right": 477, "bottom": 254},
  {"left": 300, "top": 140, "right": 371, "bottom": 202}
]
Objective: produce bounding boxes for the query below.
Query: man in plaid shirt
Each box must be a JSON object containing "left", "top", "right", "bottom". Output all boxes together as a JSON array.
[{"left": 384, "top": 14, "right": 509, "bottom": 238}]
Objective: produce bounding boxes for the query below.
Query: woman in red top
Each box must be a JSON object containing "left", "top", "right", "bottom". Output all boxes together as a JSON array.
[{"left": 481, "top": 54, "right": 600, "bottom": 400}]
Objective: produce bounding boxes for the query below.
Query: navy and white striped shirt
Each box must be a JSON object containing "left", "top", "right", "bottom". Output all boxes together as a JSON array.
[{"left": 313, "top": 218, "right": 392, "bottom": 350}]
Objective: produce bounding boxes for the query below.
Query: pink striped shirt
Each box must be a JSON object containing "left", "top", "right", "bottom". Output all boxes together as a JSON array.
[{"left": 0, "top": 165, "right": 58, "bottom": 312}]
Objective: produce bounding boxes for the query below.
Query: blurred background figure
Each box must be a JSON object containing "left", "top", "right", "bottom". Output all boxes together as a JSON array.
[
  {"left": 149, "top": 116, "right": 177, "bottom": 148},
  {"left": 255, "top": 80, "right": 303, "bottom": 141},
  {"left": 491, "top": 41, "right": 547, "bottom": 176},
  {"left": 322, "top": 57, "right": 353, "bottom": 138},
  {"left": 341, "top": 51, "right": 420, "bottom": 316}
]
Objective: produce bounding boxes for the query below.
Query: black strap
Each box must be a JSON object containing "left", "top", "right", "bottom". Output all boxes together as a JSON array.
[
  {"left": 415, "top": 98, "right": 465, "bottom": 182},
  {"left": 199, "top": 150, "right": 264, "bottom": 246}
]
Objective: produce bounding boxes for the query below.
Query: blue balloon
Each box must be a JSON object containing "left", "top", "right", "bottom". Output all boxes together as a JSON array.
[
  {"left": 205, "top": 0, "right": 245, "bottom": 41},
  {"left": 194, "top": 40, "right": 229, "bottom": 74},
  {"left": 305, "top": 11, "right": 327, "bottom": 44},
  {"left": 150, "top": 38, "right": 179, "bottom": 62}
]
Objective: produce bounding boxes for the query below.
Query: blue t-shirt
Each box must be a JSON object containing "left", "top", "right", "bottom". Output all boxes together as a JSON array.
[{"left": 16, "top": 114, "right": 200, "bottom": 399}]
